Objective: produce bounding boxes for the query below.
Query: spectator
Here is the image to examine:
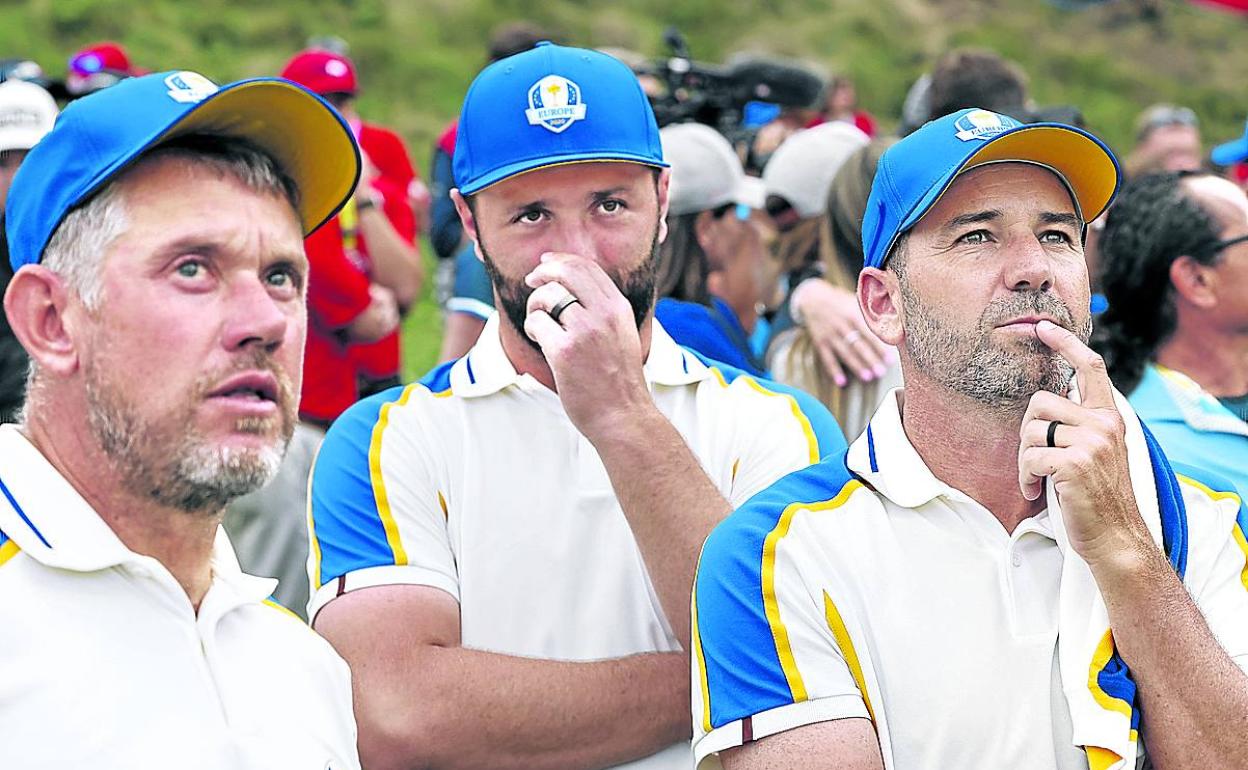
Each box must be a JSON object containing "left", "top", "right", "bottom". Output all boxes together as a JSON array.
[
  {"left": 0, "top": 79, "right": 57, "bottom": 424},
  {"left": 431, "top": 21, "right": 550, "bottom": 362},
  {"left": 0, "top": 70, "right": 361, "bottom": 767},
  {"left": 655, "top": 122, "right": 769, "bottom": 376},
  {"left": 694, "top": 108, "right": 1248, "bottom": 769},
  {"left": 761, "top": 123, "right": 894, "bottom": 405},
  {"left": 1094, "top": 170, "right": 1248, "bottom": 499},
  {"left": 219, "top": 47, "right": 412, "bottom": 617},
  {"left": 307, "top": 42, "right": 845, "bottom": 770},
  {"left": 926, "top": 47, "right": 1029, "bottom": 122},
  {"left": 822, "top": 74, "right": 877, "bottom": 137},
  {"left": 65, "top": 41, "right": 143, "bottom": 98},
  {"left": 768, "top": 138, "right": 902, "bottom": 439},
  {"left": 1125, "top": 103, "right": 1203, "bottom": 177}
]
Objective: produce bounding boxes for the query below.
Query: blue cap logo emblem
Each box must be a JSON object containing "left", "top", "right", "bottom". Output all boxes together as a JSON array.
[
  {"left": 954, "top": 109, "right": 1019, "bottom": 142},
  {"left": 164, "top": 71, "right": 218, "bottom": 104},
  {"left": 525, "top": 75, "right": 587, "bottom": 134}
]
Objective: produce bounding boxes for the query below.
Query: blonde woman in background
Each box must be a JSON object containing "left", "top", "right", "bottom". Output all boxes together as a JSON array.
[{"left": 768, "top": 137, "right": 902, "bottom": 439}]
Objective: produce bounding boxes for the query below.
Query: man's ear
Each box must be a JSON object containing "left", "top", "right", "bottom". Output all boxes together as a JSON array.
[
  {"left": 450, "top": 188, "right": 485, "bottom": 262},
  {"left": 1169, "top": 254, "right": 1217, "bottom": 310},
  {"left": 3, "top": 265, "right": 83, "bottom": 377},
  {"left": 655, "top": 168, "right": 671, "bottom": 244},
  {"left": 858, "top": 266, "right": 904, "bottom": 347}
]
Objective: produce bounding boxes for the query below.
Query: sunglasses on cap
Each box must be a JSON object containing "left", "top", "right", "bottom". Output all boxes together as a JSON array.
[{"left": 1137, "top": 106, "right": 1198, "bottom": 139}]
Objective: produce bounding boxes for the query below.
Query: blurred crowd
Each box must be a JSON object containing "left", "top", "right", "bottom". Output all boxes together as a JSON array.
[{"left": 2, "top": 20, "right": 1247, "bottom": 770}]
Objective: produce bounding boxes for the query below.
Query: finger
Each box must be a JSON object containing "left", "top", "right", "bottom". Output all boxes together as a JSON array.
[
  {"left": 1018, "top": 446, "right": 1066, "bottom": 501},
  {"left": 1022, "top": 389, "right": 1092, "bottom": 428},
  {"left": 525, "top": 253, "right": 615, "bottom": 306},
  {"left": 853, "top": 327, "right": 892, "bottom": 379},
  {"left": 1019, "top": 417, "right": 1076, "bottom": 451},
  {"left": 522, "top": 304, "right": 566, "bottom": 350},
  {"left": 526, "top": 280, "right": 576, "bottom": 318},
  {"left": 1035, "top": 320, "right": 1115, "bottom": 409},
  {"left": 836, "top": 334, "right": 877, "bottom": 382},
  {"left": 814, "top": 337, "right": 848, "bottom": 388}
]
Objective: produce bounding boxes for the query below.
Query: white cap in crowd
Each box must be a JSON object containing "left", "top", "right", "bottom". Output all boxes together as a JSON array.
[
  {"left": 0, "top": 80, "right": 58, "bottom": 153},
  {"left": 660, "top": 122, "right": 765, "bottom": 217},
  {"left": 763, "top": 122, "right": 870, "bottom": 219}
]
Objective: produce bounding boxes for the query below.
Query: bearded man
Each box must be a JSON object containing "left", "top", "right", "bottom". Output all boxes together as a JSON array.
[
  {"left": 0, "top": 72, "right": 363, "bottom": 768},
  {"left": 693, "top": 109, "right": 1248, "bottom": 770},
  {"left": 306, "top": 42, "right": 845, "bottom": 770}
]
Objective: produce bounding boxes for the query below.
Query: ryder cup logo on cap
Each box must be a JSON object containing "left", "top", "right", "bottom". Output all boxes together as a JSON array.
[
  {"left": 954, "top": 109, "right": 1020, "bottom": 142},
  {"left": 453, "top": 41, "right": 666, "bottom": 195},
  {"left": 860, "top": 107, "right": 1122, "bottom": 271},
  {"left": 164, "top": 71, "right": 218, "bottom": 103},
  {"left": 526, "top": 75, "right": 587, "bottom": 133}
]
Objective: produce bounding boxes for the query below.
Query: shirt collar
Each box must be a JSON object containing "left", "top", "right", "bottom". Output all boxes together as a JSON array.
[
  {"left": 1139, "top": 364, "right": 1248, "bottom": 437},
  {"left": 846, "top": 388, "right": 963, "bottom": 508},
  {"left": 0, "top": 425, "right": 275, "bottom": 601},
  {"left": 450, "top": 314, "right": 711, "bottom": 398}
]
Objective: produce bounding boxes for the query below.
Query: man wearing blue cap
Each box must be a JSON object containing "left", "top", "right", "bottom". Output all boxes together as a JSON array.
[
  {"left": 692, "top": 109, "right": 1248, "bottom": 769},
  {"left": 307, "top": 42, "right": 844, "bottom": 770},
  {"left": 0, "top": 71, "right": 362, "bottom": 767}
]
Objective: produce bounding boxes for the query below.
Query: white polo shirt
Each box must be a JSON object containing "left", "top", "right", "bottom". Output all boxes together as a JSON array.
[
  {"left": 692, "top": 389, "right": 1248, "bottom": 770},
  {"left": 308, "top": 315, "right": 845, "bottom": 770},
  {"left": 0, "top": 425, "right": 360, "bottom": 770}
]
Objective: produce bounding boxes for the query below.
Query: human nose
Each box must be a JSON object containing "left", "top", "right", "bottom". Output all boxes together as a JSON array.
[
  {"left": 221, "top": 274, "right": 288, "bottom": 351},
  {"left": 549, "top": 217, "right": 596, "bottom": 261},
  {"left": 1002, "top": 230, "right": 1055, "bottom": 292}
]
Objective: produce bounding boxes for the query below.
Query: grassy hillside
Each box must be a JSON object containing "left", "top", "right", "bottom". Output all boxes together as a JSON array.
[{"left": 4, "top": 0, "right": 1246, "bottom": 378}]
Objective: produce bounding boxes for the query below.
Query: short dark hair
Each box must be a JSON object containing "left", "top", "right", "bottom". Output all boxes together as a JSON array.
[
  {"left": 1091, "top": 171, "right": 1224, "bottom": 392},
  {"left": 488, "top": 22, "right": 553, "bottom": 63},
  {"left": 927, "top": 48, "right": 1029, "bottom": 122}
]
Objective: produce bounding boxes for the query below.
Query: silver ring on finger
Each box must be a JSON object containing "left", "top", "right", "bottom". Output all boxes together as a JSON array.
[
  {"left": 548, "top": 293, "right": 581, "bottom": 324},
  {"left": 843, "top": 329, "right": 863, "bottom": 345}
]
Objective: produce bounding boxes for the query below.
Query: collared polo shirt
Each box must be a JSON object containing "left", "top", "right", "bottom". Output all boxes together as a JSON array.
[
  {"left": 0, "top": 425, "right": 360, "bottom": 770},
  {"left": 308, "top": 315, "right": 844, "bottom": 770},
  {"left": 1131, "top": 363, "right": 1248, "bottom": 501},
  {"left": 693, "top": 389, "right": 1248, "bottom": 770}
]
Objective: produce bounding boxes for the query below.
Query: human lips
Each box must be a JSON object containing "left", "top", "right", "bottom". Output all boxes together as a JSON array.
[
  {"left": 206, "top": 371, "right": 281, "bottom": 413},
  {"left": 995, "top": 315, "right": 1064, "bottom": 333}
]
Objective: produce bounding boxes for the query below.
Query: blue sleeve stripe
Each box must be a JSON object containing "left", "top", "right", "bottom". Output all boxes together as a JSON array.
[
  {"left": 310, "top": 362, "right": 456, "bottom": 589},
  {"left": 696, "top": 451, "right": 858, "bottom": 730},
  {"left": 689, "top": 350, "right": 847, "bottom": 461}
]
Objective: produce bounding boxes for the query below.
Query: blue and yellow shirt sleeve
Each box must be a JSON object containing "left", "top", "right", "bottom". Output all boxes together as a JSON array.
[
  {"left": 692, "top": 453, "right": 869, "bottom": 764},
  {"left": 307, "top": 362, "right": 460, "bottom": 614}
]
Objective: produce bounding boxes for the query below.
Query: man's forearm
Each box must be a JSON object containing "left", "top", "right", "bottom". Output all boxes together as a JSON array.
[
  {"left": 361, "top": 646, "right": 690, "bottom": 770},
  {"left": 1094, "top": 547, "right": 1248, "bottom": 768},
  {"left": 359, "top": 209, "right": 423, "bottom": 308},
  {"left": 589, "top": 407, "right": 732, "bottom": 650}
]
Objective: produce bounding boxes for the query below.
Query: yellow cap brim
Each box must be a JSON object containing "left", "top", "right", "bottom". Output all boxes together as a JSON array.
[
  {"left": 964, "top": 125, "right": 1120, "bottom": 223},
  {"left": 162, "top": 79, "right": 360, "bottom": 235}
]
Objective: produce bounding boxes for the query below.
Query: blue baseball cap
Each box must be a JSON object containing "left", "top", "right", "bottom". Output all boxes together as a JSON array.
[
  {"left": 6, "top": 70, "right": 360, "bottom": 271},
  {"left": 1211, "top": 119, "right": 1248, "bottom": 167},
  {"left": 861, "top": 108, "right": 1121, "bottom": 270},
  {"left": 453, "top": 41, "right": 666, "bottom": 195}
]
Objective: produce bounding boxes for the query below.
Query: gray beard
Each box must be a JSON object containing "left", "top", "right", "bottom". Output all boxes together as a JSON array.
[
  {"left": 899, "top": 282, "right": 1091, "bottom": 412},
  {"left": 84, "top": 357, "right": 293, "bottom": 515}
]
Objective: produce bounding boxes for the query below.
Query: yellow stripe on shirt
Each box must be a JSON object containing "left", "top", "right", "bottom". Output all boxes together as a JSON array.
[
  {"left": 0, "top": 539, "right": 19, "bottom": 568},
  {"left": 762, "top": 480, "right": 864, "bottom": 703},
  {"left": 823, "top": 589, "right": 876, "bottom": 725},
  {"left": 369, "top": 383, "right": 426, "bottom": 566},
  {"left": 707, "top": 367, "right": 819, "bottom": 465},
  {"left": 691, "top": 557, "right": 714, "bottom": 734},
  {"left": 1177, "top": 474, "right": 1247, "bottom": 591}
]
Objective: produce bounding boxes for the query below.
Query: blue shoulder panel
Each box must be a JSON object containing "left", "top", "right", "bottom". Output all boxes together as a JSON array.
[
  {"left": 687, "top": 349, "right": 847, "bottom": 459},
  {"left": 695, "top": 450, "right": 856, "bottom": 729},
  {"left": 309, "top": 362, "right": 455, "bottom": 589}
]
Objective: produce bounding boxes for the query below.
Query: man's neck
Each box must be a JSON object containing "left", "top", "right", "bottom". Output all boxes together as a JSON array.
[
  {"left": 897, "top": 379, "right": 1044, "bottom": 533},
  {"left": 23, "top": 411, "right": 219, "bottom": 611},
  {"left": 1155, "top": 323, "right": 1248, "bottom": 398},
  {"left": 495, "top": 312, "right": 656, "bottom": 392}
]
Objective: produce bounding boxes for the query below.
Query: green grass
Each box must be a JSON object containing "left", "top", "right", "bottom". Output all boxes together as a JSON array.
[{"left": 6, "top": 0, "right": 1247, "bottom": 380}]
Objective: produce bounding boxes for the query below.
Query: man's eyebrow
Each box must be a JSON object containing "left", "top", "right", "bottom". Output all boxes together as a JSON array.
[
  {"left": 942, "top": 210, "right": 1001, "bottom": 231},
  {"left": 1040, "top": 211, "right": 1083, "bottom": 228},
  {"left": 590, "top": 186, "right": 630, "bottom": 202}
]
